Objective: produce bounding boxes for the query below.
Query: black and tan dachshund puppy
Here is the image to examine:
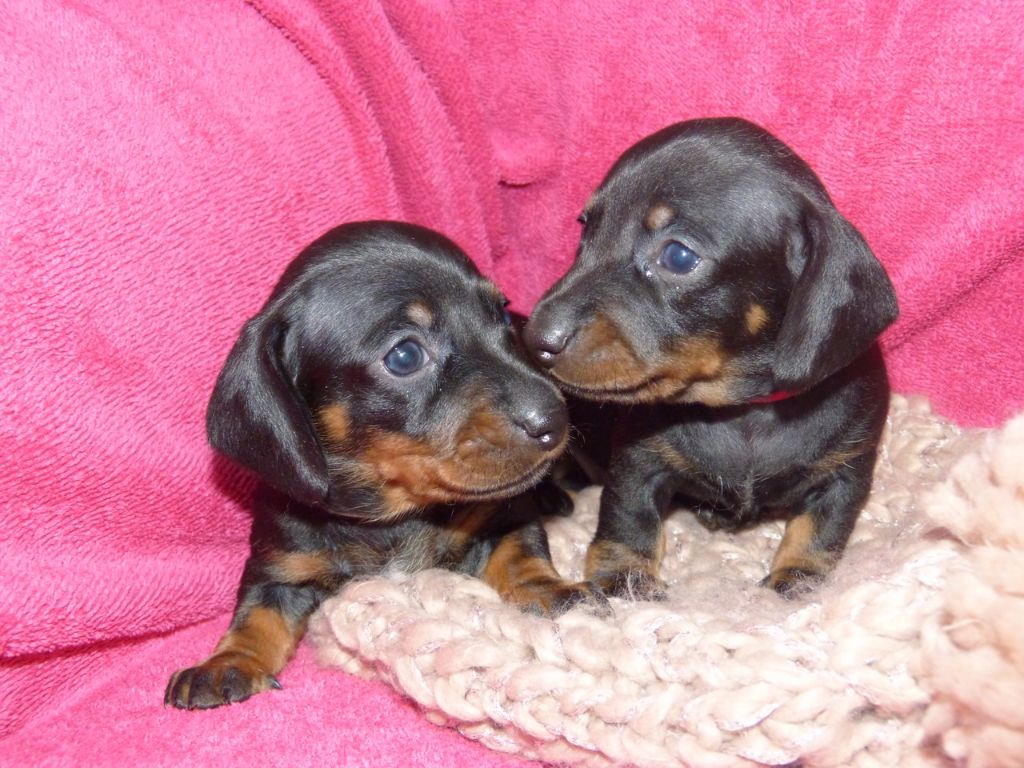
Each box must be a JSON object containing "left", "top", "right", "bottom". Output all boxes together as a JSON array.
[
  {"left": 525, "top": 117, "right": 898, "bottom": 599},
  {"left": 166, "top": 222, "right": 600, "bottom": 710}
]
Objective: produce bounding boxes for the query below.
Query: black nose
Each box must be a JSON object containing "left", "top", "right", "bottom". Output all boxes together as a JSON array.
[
  {"left": 524, "top": 312, "right": 576, "bottom": 368},
  {"left": 515, "top": 402, "right": 568, "bottom": 450}
]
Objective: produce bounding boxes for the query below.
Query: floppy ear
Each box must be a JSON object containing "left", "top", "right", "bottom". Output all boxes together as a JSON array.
[
  {"left": 206, "top": 312, "right": 330, "bottom": 506},
  {"left": 772, "top": 204, "right": 898, "bottom": 392}
]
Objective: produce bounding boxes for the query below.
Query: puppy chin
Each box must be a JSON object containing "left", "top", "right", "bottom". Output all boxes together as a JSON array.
[
  {"left": 553, "top": 370, "right": 758, "bottom": 409},
  {"left": 366, "top": 456, "right": 557, "bottom": 520},
  {"left": 545, "top": 361, "right": 653, "bottom": 400},
  {"left": 673, "top": 379, "right": 738, "bottom": 407},
  {"left": 546, "top": 368, "right": 693, "bottom": 405},
  {"left": 436, "top": 453, "right": 562, "bottom": 501}
]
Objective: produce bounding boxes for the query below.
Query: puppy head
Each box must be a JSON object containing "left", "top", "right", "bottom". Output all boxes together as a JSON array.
[
  {"left": 525, "top": 117, "right": 898, "bottom": 405},
  {"left": 207, "top": 222, "right": 568, "bottom": 519}
]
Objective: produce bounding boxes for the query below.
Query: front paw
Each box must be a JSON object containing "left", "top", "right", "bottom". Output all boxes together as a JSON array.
[
  {"left": 531, "top": 478, "right": 575, "bottom": 518},
  {"left": 164, "top": 652, "right": 281, "bottom": 710},
  {"left": 507, "top": 578, "right": 611, "bottom": 617},
  {"left": 585, "top": 540, "right": 667, "bottom": 601},
  {"left": 761, "top": 567, "right": 826, "bottom": 599},
  {"left": 588, "top": 568, "right": 668, "bottom": 601}
]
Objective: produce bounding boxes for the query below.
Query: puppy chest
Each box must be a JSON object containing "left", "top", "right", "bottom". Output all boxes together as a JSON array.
[
  {"left": 306, "top": 523, "right": 454, "bottom": 578},
  {"left": 375, "top": 516, "right": 488, "bottom": 576},
  {"left": 658, "top": 423, "right": 833, "bottom": 522}
]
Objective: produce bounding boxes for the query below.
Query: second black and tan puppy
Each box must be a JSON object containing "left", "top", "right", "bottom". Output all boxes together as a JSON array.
[
  {"left": 525, "top": 118, "right": 898, "bottom": 599},
  {"left": 166, "top": 222, "right": 600, "bottom": 710}
]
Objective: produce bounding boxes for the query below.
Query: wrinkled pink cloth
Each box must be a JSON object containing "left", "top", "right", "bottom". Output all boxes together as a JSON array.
[{"left": 1, "top": 1, "right": 1021, "bottom": 764}]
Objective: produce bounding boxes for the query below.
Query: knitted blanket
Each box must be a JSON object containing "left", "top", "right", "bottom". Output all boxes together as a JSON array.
[{"left": 312, "top": 396, "right": 1024, "bottom": 767}]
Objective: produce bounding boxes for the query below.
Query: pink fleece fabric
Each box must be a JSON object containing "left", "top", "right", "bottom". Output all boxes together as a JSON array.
[{"left": 1, "top": 0, "right": 1021, "bottom": 765}]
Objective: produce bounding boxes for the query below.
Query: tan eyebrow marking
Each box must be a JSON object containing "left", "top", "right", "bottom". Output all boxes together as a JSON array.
[
  {"left": 406, "top": 301, "right": 434, "bottom": 327},
  {"left": 644, "top": 203, "right": 674, "bottom": 231},
  {"left": 745, "top": 303, "right": 769, "bottom": 335}
]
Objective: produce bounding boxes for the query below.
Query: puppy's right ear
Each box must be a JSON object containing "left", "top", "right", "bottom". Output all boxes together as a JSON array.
[{"left": 206, "top": 313, "right": 329, "bottom": 506}]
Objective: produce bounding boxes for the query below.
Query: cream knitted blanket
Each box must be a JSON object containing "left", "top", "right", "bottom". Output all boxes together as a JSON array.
[{"left": 310, "top": 396, "right": 1024, "bottom": 767}]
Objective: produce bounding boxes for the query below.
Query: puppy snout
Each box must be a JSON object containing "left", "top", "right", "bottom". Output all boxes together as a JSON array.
[
  {"left": 524, "top": 310, "right": 576, "bottom": 367},
  {"left": 513, "top": 402, "right": 568, "bottom": 450}
]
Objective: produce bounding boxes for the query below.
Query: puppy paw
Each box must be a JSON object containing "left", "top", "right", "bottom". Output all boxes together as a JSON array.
[
  {"left": 553, "top": 581, "right": 612, "bottom": 617},
  {"left": 588, "top": 568, "right": 668, "bottom": 601},
  {"left": 585, "top": 540, "right": 666, "bottom": 601},
  {"left": 507, "top": 578, "right": 610, "bottom": 617},
  {"left": 164, "top": 652, "right": 281, "bottom": 710},
  {"left": 695, "top": 507, "right": 723, "bottom": 531},
  {"left": 761, "top": 567, "right": 825, "bottom": 599},
  {"left": 531, "top": 479, "right": 575, "bottom": 518}
]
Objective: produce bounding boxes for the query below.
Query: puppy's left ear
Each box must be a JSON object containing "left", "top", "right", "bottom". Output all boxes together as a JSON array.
[{"left": 772, "top": 204, "right": 898, "bottom": 392}]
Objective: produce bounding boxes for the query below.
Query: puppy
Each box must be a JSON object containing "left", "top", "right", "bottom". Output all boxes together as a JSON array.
[
  {"left": 166, "top": 221, "right": 600, "bottom": 710},
  {"left": 525, "top": 118, "right": 898, "bottom": 599}
]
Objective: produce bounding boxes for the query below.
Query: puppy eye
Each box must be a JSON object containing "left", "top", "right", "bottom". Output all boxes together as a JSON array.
[
  {"left": 501, "top": 300, "right": 513, "bottom": 326},
  {"left": 383, "top": 339, "right": 427, "bottom": 376},
  {"left": 658, "top": 241, "right": 701, "bottom": 274},
  {"left": 577, "top": 211, "right": 588, "bottom": 226}
]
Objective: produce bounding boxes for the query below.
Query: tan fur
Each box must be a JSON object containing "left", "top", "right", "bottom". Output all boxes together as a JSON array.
[
  {"left": 406, "top": 301, "right": 434, "bottom": 327},
  {"left": 585, "top": 538, "right": 663, "bottom": 581},
  {"left": 644, "top": 437, "right": 695, "bottom": 474},
  {"left": 268, "top": 550, "right": 335, "bottom": 585},
  {"left": 482, "top": 533, "right": 568, "bottom": 613},
  {"left": 812, "top": 443, "right": 868, "bottom": 476},
  {"left": 317, "top": 403, "right": 351, "bottom": 445},
  {"left": 484, "top": 535, "right": 560, "bottom": 591},
  {"left": 445, "top": 502, "right": 500, "bottom": 552},
  {"left": 769, "top": 514, "right": 831, "bottom": 577},
  {"left": 193, "top": 606, "right": 301, "bottom": 688},
  {"left": 551, "top": 314, "right": 645, "bottom": 389},
  {"left": 645, "top": 335, "right": 727, "bottom": 401},
  {"left": 683, "top": 377, "right": 738, "bottom": 406},
  {"left": 355, "top": 430, "right": 446, "bottom": 515},
  {"left": 549, "top": 314, "right": 734, "bottom": 404},
  {"left": 644, "top": 203, "right": 675, "bottom": 230},
  {"left": 745, "top": 303, "right": 769, "bottom": 335},
  {"left": 455, "top": 402, "right": 516, "bottom": 458},
  {"left": 354, "top": 410, "right": 556, "bottom": 517}
]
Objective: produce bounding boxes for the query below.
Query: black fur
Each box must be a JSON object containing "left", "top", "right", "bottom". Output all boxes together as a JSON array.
[
  {"left": 166, "top": 222, "right": 599, "bottom": 710},
  {"left": 525, "top": 118, "right": 898, "bottom": 598}
]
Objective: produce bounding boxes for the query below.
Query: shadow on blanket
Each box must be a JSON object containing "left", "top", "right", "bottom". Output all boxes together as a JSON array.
[{"left": 311, "top": 395, "right": 1024, "bottom": 767}]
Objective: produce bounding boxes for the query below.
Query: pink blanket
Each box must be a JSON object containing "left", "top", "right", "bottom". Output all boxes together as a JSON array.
[{"left": 2, "top": 1, "right": 1021, "bottom": 764}]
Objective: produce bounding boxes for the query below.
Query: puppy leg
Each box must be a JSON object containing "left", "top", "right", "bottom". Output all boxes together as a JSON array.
[
  {"left": 482, "top": 521, "right": 607, "bottom": 616},
  {"left": 165, "top": 558, "right": 327, "bottom": 709},
  {"left": 764, "top": 452, "right": 875, "bottom": 597},
  {"left": 585, "top": 461, "right": 671, "bottom": 601},
  {"left": 764, "top": 514, "right": 833, "bottom": 597}
]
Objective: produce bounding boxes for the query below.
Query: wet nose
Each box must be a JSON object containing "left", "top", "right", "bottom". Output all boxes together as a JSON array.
[
  {"left": 514, "top": 401, "right": 568, "bottom": 450},
  {"left": 524, "top": 310, "right": 576, "bottom": 368}
]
